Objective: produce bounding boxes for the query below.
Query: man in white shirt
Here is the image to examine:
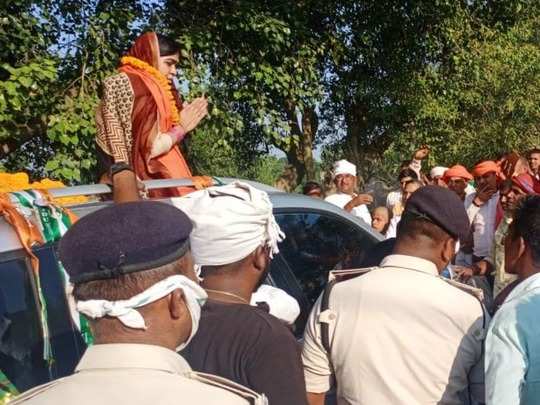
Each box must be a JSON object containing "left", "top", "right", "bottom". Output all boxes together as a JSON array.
[
  {"left": 303, "top": 186, "right": 486, "bottom": 405},
  {"left": 385, "top": 168, "right": 419, "bottom": 212},
  {"left": 324, "top": 159, "right": 373, "bottom": 224},
  {"left": 385, "top": 179, "right": 423, "bottom": 239},
  {"left": 456, "top": 161, "right": 500, "bottom": 272}
]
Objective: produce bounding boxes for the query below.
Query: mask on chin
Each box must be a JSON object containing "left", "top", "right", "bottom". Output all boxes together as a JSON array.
[{"left": 175, "top": 277, "right": 207, "bottom": 351}]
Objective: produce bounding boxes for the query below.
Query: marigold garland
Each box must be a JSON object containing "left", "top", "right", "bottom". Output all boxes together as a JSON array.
[
  {"left": 120, "top": 56, "right": 181, "bottom": 125},
  {"left": 0, "top": 172, "right": 89, "bottom": 206}
]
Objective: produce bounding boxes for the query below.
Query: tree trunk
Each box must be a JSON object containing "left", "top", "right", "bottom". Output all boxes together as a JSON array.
[{"left": 273, "top": 102, "right": 318, "bottom": 192}]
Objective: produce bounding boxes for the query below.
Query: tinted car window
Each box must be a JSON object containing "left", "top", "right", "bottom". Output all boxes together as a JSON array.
[
  {"left": 275, "top": 212, "right": 376, "bottom": 305},
  {"left": 0, "top": 255, "right": 47, "bottom": 392},
  {"left": 0, "top": 247, "right": 84, "bottom": 393}
]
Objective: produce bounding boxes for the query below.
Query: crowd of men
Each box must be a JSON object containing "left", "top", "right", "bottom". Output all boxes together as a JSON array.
[{"left": 10, "top": 146, "right": 540, "bottom": 405}]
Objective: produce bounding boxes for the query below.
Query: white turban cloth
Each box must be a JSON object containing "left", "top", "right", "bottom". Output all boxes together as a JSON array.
[
  {"left": 430, "top": 166, "right": 448, "bottom": 179},
  {"left": 333, "top": 159, "right": 357, "bottom": 178},
  {"left": 171, "top": 181, "right": 285, "bottom": 266}
]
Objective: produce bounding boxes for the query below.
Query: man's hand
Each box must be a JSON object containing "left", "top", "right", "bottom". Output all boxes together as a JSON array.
[
  {"left": 453, "top": 260, "right": 492, "bottom": 282},
  {"left": 352, "top": 193, "right": 374, "bottom": 206},
  {"left": 179, "top": 97, "right": 208, "bottom": 133},
  {"left": 343, "top": 193, "right": 373, "bottom": 212},
  {"left": 453, "top": 266, "right": 475, "bottom": 282},
  {"left": 112, "top": 170, "right": 141, "bottom": 203},
  {"left": 413, "top": 145, "right": 430, "bottom": 160},
  {"left": 473, "top": 183, "right": 497, "bottom": 206},
  {"left": 472, "top": 260, "right": 492, "bottom": 277}
]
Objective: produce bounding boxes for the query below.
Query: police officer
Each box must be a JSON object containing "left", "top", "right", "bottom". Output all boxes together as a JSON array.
[
  {"left": 11, "top": 201, "right": 266, "bottom": 405},
  {"left": 303, "top": 186, "right": 486, "bottom": 405}
]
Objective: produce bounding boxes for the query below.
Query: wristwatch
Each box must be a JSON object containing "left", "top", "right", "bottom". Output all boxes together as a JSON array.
[{"left": 109, "top": 162, "right": 133, "bottom": 178}]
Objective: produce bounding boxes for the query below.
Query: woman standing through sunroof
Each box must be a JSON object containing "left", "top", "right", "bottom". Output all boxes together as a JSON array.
[{"left": 95, "top": 32, "right": 208, "bottom": 201}]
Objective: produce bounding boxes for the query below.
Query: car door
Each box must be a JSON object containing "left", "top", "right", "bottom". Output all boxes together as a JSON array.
[{"left": 269, "top": 208, "right": 378, "bottom": 336}]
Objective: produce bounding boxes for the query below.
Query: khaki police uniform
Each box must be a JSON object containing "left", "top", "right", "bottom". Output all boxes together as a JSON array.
[
  {"left": 302, "top": 254, "right": 486, "bottom": 405},
  {"left": 10, "top": 344, "right": 266, "bottom": 405}
]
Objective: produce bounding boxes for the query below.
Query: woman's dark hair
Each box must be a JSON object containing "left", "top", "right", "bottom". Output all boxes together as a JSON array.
[
  {"left": 398, "top": 168, "right": 419, "bottom": 182},
  {"left": 303, "top": 181, "right": 322, "bottom": 195},
  {"left": 157, "top": 34, "right": 181, "bottom": 56}
]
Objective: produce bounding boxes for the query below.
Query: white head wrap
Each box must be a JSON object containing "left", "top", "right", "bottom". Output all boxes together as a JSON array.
[
  {"left": 171, "top": 181, "right": 285, "bottom": 266},
  {"left": 76, "top": 275, "right": 207, "bottom": 350},
  {"left": 430, "top": 166, "right": 448, "bottom": 179},
  {"left": 251, "top": 285, "right": 300, "bottom": 325},
  {"left": 333, "top": 159, "right": 357, "bottom": 178}
]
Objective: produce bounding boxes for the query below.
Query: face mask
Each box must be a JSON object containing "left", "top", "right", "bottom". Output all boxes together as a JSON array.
[{"left": 76, "top": 275, "right": 207, "bottom": 351}]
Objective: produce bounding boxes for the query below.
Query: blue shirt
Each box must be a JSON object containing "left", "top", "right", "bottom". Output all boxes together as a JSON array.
[{"left": 486, "top": 272, "right": 540, "bottom": 404}]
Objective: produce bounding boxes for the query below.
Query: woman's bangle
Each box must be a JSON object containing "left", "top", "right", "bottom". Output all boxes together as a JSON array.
[{"left": 169, "top": 125, "right": 186, "bottom": 143}]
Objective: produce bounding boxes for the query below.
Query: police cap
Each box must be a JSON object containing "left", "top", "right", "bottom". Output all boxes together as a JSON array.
[
  {"left": 404, "top": 185, "right": 470, "bottom": 243},
  {"left": 59, "top": 201, "right": 192, "bottom": 283}
]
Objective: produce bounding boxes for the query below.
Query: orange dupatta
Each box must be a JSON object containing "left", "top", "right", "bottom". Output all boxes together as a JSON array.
[{"left": 118, "top": 32, "right": 192, "bottom": 196}]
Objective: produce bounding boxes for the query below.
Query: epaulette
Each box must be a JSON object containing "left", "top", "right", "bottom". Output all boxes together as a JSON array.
[
  {"left": 328, "top": 266, "right": 377, "bottom": 283},
  {"left": 8, "top": 378, "right": 66, "bottom": 404},
  {"left": 188, "top": 371, "right": 268, "bottom": 405},
  {"left": 440, "top": 277, "right": 485, "bottom": 302},
  {"left": 440, "top": 277, "right": 488, "bottom": 339}
]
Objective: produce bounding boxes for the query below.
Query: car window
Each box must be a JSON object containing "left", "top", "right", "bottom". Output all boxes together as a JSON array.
[
  {"left": 0, "top": 254, "right": 48, "bottom": 392},
  {"left": 0, "top": 246, "right": 84, "bottom": 394},
  {"left": 275, "top": 211, "right": 376, "bottom": 304}
]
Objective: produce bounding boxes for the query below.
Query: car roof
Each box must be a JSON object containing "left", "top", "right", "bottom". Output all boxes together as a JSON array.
[{"left": 0, "top": 177, "right": 382, "bottom": 253}]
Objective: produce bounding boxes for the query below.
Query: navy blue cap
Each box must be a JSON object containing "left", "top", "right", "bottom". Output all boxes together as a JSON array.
[
  {"left": 404, "top": 185, "right": 470, "bottom": 243},
  {"left": 59, "top": 201, "right": 192, "bottom": 283}
]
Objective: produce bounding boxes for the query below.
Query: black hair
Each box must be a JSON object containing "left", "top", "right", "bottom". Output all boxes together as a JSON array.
[
  {"left": 396, "top": 215, "right": 451, "bottom": 245},
  {"left": 527, "top": 148, "right": 540, "bottom": 157},
  {"left": 303, "top": 181, "right": 322, "bottom": 195},
  {"left": 499, "top": 179, "right": 513, "bottom": 193},
  {"left": 157, "top": 34, "right": 181, "bottom": 57},
  {"left": 404, "top": 179, "right": 423, "bottom": 189},
  {"left": 73, "top": 257, "right": 188, "bottom": 301},
  {"left": 398, "top": 168, "right": 419, "bottom": 182},
  {"left": 510, "top": 195, "right": 540, "bottom": 265}
]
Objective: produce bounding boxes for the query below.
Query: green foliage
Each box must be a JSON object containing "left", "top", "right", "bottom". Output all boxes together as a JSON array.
[
  {"left": 1, "top": 0, "right": 539, "bottom": 188},
  {"left": 390, "top": 15, "right": 540, "bottom": 170},
  {"left": 187, "top": 129, "right": 285, "bottom": 185},
  {"left": 0, "top": 0, "right": 142, "bottom": 183},
  {"left": 322, "top": 1, "right": 540, "bottom": 181}
]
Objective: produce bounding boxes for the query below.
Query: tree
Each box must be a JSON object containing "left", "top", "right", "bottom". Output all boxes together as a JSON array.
[
  {"left": 2, "top": 0, "right": 539, "bottom": 188},
  {"left": 1, "top": 1, "right": 144, "bottom": 183},
  {"left": 322, "top": 0, "right": 540, "bottom": 180},
  {"left": 157, "top": 0, "right": 340, "bottom": 188},
  {"left": 396, "top": 17, "right": 540, "bottom": 167}
]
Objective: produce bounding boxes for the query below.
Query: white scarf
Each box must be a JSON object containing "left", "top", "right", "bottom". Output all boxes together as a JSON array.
[{"left": 76, "top": 275, "right": 207, "bottom": 350}]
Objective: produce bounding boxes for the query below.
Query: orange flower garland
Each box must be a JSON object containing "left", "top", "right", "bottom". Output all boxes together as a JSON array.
[
  {"left": 120, "top": 56, "right": 181, "bottom": 125},
  {"left": 0, "top": 172, "right": 89, "bottom": 206}
]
